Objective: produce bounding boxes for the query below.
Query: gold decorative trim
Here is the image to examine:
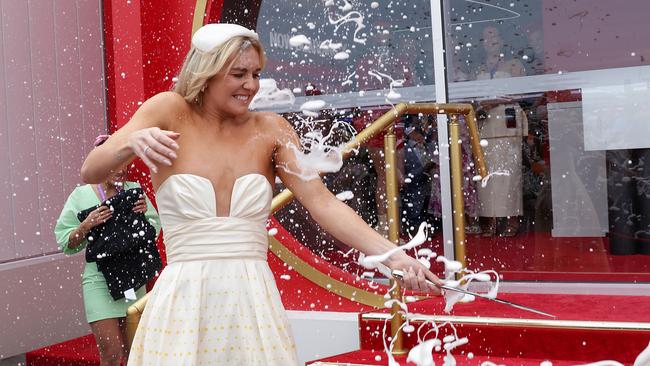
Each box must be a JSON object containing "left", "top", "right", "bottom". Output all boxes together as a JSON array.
[
  {"left": 125, "top": 292, "right": 150, "bottom": 349},
  {"left": 192, "top": 0, "right": 208, "bottom": 35},
  {"left": 361, "top": 313, "right": 650, "bottom": 331},
  {"left": 269, "top": 237, "right": 385, "bottom": 307}
]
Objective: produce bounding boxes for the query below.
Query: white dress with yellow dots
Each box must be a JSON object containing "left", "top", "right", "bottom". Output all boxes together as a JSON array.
[{"left": 128, "top": 174, "right": 299, "bottom": 366}]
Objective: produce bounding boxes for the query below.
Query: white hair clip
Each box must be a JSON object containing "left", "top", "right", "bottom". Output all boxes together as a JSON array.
[{"left": 191, "top": 23, "right": 259, "bottom": 53}]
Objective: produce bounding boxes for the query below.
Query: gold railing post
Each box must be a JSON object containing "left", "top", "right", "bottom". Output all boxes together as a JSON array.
[
  {"left": 384, "top": 127, "right": 406, "bottom": 355},
  {"left": 125, "top": 293, "right": 149, "bottom": 350},
  {"left": 448, "top": 114, "right": 468, "bottom": 269},
  {"left": 464, "top": 108, "right": 488, "bottom": 178}
]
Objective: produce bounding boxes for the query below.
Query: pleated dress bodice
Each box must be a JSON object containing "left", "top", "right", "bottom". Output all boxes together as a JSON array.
[{"left": 156, "top": 173, "right": 273, "bottom": 263}]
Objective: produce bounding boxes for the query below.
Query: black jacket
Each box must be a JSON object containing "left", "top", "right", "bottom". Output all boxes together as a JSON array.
[{"left": 78, "top": 188, "right": 162, "bottom": 300}]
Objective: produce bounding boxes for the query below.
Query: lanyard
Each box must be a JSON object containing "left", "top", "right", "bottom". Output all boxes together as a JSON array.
[
  {"left": 97, "top": 184, "right": 106, "bottom": 201},
  {"left": 97, "top": 182, "right": 124, "bottom": 202}
]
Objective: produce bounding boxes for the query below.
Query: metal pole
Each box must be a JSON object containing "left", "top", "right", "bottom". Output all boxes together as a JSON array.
[
  {"left": 384, "top": 127, "right": 406, "bottom": 354},
  {"left": 429, "top": 0, "right": 456, "bottom": 264},
  {"left": 448, "top": 114, "right": 467, "bottom": 269}
]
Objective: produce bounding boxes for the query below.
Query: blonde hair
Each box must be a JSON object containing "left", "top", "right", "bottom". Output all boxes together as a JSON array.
[{"left": 173, "top": 36, "right": 266, "bottom": 105}]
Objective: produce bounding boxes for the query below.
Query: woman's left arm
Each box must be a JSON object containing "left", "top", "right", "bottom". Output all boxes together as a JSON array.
[{"left": 271, "top": 115, "right": 442, "bottom": 293}]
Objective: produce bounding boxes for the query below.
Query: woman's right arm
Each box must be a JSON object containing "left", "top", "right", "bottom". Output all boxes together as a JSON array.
[{"left": 80, "top": 92, "right": 184, "bottom": 184}]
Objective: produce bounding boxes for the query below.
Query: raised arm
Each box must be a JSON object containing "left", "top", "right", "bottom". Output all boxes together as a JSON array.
[
  {"left": 80, "top": 92, "right": 183, "bottom": 183},
  {"left": 272, "top": 115, "right": 442, "bottom": 294}
]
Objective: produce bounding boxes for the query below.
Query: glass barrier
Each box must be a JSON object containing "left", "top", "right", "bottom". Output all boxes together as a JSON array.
[
  {"left": 445, "top": 0, "right": 650, "bottom": 282},
  {"left": 254, "top": 0, "right": 650, "bottom": 284}
]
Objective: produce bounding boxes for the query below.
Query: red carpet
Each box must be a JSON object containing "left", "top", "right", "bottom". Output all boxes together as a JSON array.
[
  {"left": 26, "top": 335, "right": 99, "bottom": 366},
  {"left": 315, "top": 293, "right": 650, "bottom": 365},
  {"left": 309, "top": 349, "right": 612, "bottom": 366},
  {"left": 398, "top": 293, "right": 650, "bottom": 322}
]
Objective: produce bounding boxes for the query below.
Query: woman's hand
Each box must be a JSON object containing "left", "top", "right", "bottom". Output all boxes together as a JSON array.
[
  {"left": 132, "top": 195, "right": 148, "bottom": 214},
  {"left": 81, "top": 206, "right": 112, "bottom": 230},
  {"left": 385, "top": 251, "right": 443, "bottom": 295},
  {"left": 129, "top": 127, "right": 180, "bottom": 173}
]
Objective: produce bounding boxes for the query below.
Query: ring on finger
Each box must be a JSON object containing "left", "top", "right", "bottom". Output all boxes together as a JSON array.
[{"left": 143, "top": 146, "right": 151, "bottom": 155}]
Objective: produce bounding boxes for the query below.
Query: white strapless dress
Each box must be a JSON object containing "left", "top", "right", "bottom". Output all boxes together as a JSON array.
[{"left": 128, "top": 174, "right": 298, "bottom": 366}]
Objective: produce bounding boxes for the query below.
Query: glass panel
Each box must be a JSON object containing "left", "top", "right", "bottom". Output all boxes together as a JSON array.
[
  {"left": 255, "top": 1, "right": 443, "bottom": 279},
  {"left": 255, "top": 0, "right": 434, "bottom": 97},
  {"left": 444, "top": 0, "right": 650, "bottom": 283}
]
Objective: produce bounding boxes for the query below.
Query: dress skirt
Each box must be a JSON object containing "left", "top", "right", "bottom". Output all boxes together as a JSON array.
[{"left": 128, "top": 258, "right": 299, "bottom": 366}]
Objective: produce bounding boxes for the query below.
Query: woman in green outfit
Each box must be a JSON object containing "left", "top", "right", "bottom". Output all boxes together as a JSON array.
[{"left": 55, "top": 135, "right": 161, "bottom": 366}]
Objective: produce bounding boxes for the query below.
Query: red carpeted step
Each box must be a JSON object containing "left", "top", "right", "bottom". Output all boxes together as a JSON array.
[
  {"left": 26, "top": 334, "right": 100, "bottom": 366},
  {"left": 307, "top": 349, "right": 588, "bottom": 365},
  {"left": 354, "top": 293, "right": 650, "bottom": 364}
]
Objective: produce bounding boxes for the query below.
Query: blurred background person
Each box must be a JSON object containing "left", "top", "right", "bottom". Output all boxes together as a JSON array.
[
  {"left": 402, "top": 115, "right": 435, "bottom": 235},
  {"left": 54, "top": 135, "right": 161, "bottom": 366},
  {"left": 473, "top": 25, "right": 528, "bottom": 237}
]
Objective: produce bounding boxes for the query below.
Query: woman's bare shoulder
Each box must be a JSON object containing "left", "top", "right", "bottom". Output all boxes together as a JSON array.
[
  {"left": 145, "top": 91, "right": 190, "bottom": 112},
  {"left": 139, "top": 92, "right": 193, "bottom": 128},
  {"left": 251, "top": 112, "right": 299, "bottom": 150},
  {"left": 252, "top": 111, "right": 292, "bottom": 132}
]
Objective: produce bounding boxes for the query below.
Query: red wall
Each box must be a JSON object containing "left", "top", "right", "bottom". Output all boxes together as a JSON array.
[
  {"left": 103, "top": 0, "right": 204, "bottom": 130},
  {"left": 102, "top": 0, "right": 224, "bottom": 263}
]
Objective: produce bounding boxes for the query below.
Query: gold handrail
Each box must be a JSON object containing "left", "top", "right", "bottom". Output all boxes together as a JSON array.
[{"left": 125, "top": 102, "right": 487, "bottom": 352}]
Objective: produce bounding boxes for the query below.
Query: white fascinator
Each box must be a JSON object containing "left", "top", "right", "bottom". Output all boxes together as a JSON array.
[{"left": 191, "top": 23, "right": 259, "bottom": 53}]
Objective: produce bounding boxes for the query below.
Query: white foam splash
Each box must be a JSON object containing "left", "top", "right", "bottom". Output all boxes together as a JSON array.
[
  {"left": 480, "top": 170, "right": 511, "bottom": 188},
  {"left": 338, "top": 0, "right": 353, "bottom": 11},
  {"left": 283, "top": 141, "right": 344, "bottom": 181},
  {"left": 335, "top": 190, "right": 354, "bottom": 201},
  {"left": 249, "top": 79, "right": 295, "bottom": 110},
  {"left": 436, "top": 256, "right": 463, "bottom": 273},
  {"left": 386, "top": 89, "right": 401, "bottom": 100},
  {"left": 300, "top": 100, "right": 326, "bottom": 114},
  {"left": 358, "top": 222, "right": 429, "bottom": 276},
  {"left": 334, "top": 51, "right": 350, "bottom": 60},
  {"left": 278, "top": 119, "right": 356, "bottom": 181},
  {"left": 328, "top": 11, "right": 367, "bottom": 45},
  {"left": 407, "top": 338, "right": 439, "bottom": 366},
  {"left": 441, "top": 270, "right": 500, "bottom": 313},
  {"left": 319, "top": 39, "right": 343, "bottom": 50},
  {"left": 289, "top": 34, "right": 311, "bottom": 48},
  {"left": 367, "top": 69, "right": 405, "bottom": 102},
  {"left": 634, "top": 341, "right": 650, "bottom": 366}
]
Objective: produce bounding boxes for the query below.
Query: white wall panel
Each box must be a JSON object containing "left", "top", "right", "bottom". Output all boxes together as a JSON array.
[
  {"left": 77, "top": 0, "right": 105, "bottom": 155},
  {"left": 2, "top": 0, "right": 40, "bottom": 259},
  {"left": 0, "top": 3, "right": 13, "bottom": 262},
  {"left": 54, "top": 0, "right": 86, "bottom": 193},
  {"left": 0, "top": 0, "right": 105, "bottom": 357},
  {"left": 28, "top": 0, "right": 65, "bottom": 255}
]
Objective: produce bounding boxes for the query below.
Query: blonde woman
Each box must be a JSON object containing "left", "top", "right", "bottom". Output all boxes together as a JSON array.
[{"left": 81, "top": 23, "right": 441, "bottom": 365}]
